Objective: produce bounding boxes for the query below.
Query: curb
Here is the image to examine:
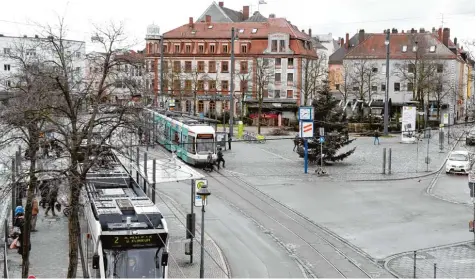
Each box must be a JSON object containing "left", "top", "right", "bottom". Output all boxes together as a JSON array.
[
  {"left": 348, "top": 129, "right": 467, "bottom": 182},
  {"left": 383, "top": 240, "right": 475, "bottom": 278}
]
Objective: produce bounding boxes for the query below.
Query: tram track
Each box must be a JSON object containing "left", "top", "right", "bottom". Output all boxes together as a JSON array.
[{"left": 202, "top": 168, "right": 394, "bottom": 278}]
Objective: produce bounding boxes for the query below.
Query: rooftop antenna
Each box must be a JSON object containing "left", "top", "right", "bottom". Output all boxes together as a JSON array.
[
  {"left": 258, "top": 0, "right": 267, "bottom": 12},
  {"left": 440, "top": 13, "right": 446, "bottom": 29}
]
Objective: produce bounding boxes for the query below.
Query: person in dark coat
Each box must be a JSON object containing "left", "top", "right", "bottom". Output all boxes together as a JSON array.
[
  {"left": 216, "top": 148, "right": 225, "bottom": 169},
  {"left": 13, "top": 206, "right": 31, "bottom": 255},
  {"left": 227, "top": 133, "right": 232, "bottom": 150},
  {"left": 374, "top": 130, "right": 380, "bottom": 145},
  {"left": 45, "top": 184, "right": 59, "bottom": 216}
]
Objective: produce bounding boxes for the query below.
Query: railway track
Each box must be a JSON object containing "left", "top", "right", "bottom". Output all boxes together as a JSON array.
[{"left": 202, "top": 168, "right": 394, "bottom": 278}]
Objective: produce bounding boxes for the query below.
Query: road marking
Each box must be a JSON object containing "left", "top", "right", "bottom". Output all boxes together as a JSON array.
[
  {"left": 453, "top": 259, "right": 475, "bottom": 263},
  {"left": 259, "top": 148, "right": 295, "bottom": 162}
]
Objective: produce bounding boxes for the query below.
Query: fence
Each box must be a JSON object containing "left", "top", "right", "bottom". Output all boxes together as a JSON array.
[{"left": 2, "top": 219, "right": 9, "bottom": 279}]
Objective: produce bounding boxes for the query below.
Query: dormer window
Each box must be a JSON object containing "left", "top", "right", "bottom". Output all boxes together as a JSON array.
[
  {"left": 210, "top": 44, "right": 216, "bottom": 53},
  {"left": 429, "top": 45, "right": 436, "bottom": 53},
  {"left": 198, "top": 44, "right": 204, "bottom": 53},
  {"left": 412, "top": 46, "right": 417, "bottom": 52},
  {"left": 208, "top": 25, "right": 213, "bottom": 29},
  {"left": 239, "top": 29, "right": 245, "bottom": 33},
  {"left": 252, "top": 28, "right": 258, "bottom": 34},
  {"left": 191, "top": 30, "right": 197, "bottom": 35},
  {"left": 174, "top": 45, "right": 180, "bottom": 53},
  {"left": 402, "top": 45, "right": 407, "bottom": 52},
  {"left": 241, "top": 44, "right": 248, "bottom": 53}
]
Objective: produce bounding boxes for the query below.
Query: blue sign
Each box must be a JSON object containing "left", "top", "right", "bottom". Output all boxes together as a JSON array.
[
  {"left": 319, "top": 137, "right": 325, "bottom": 143},
  {"left": 430, "top": 105, "right": 434, "bottom": 112},
  {"left": 199, "top": 113, "right": 204, "bottom": 120}
]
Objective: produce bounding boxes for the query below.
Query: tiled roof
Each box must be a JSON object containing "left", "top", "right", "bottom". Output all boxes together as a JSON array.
[
  {"left": 245, "top": 11, "right": 267, "bottom": 22},
  {"left": 344, "top": 33, "right": 457, "bottom": 60},
  {"left": 164, "top": 18, "right": 311, "bottom": 41},
  {"left": 328, "top": 33, "right": 371, "bottom": 64},
  {"left": 221, "top": 6, "right": 244, "bottom": 22}
]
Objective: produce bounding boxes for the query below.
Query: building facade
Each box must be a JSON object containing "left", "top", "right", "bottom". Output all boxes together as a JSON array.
[{"left": 145, "top": 5, "right": 316, "bottom": 126}]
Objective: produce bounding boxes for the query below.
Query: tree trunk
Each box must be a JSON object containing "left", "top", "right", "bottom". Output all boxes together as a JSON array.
[
  {"left": 193, "top": 91, "right": 197, "bottom": 116},
  {"left": 66, "top": 170, "right": 82, "bottom": 278},
  {"left": 257, "top": 98, "right": 262, "bottom": 135},
  {"left": 21, "top": 125, "right": 39, "bottom": 278},
  {"left": 437, "top": 100, "right": 441, "bottom": 121}
]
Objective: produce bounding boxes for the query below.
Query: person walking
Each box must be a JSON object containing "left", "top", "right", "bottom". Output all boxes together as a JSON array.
[
  {"left": 373, "top": 130, "right": 380, "bottom": 145},
  {"left": 205, "top": 151, "right": 214, "bottom": 172},
  {"left": 31, "top": 198, "right": 39, "bottom": 231},
  {"left": 293, "top": 134, "right": 300, "bottom": 151},
  {"left": 216, "top": 147, "right": 225, "bottom": 169},
  {"left": 227, "top": 133, "right": 232, "bottom": 150},
  {"left": 45, "top": 183, "right": 59, "bottom": 216}
]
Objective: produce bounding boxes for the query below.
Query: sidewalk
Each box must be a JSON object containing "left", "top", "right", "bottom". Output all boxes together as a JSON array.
[{"left": 385, "top": 242, "right": 475, "bottom": 278}]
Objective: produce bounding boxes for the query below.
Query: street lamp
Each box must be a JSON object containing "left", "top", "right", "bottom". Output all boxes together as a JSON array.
[
  {"left": 197, "top": 184, "right": 211, "bottom": 279},
  {"left": 383, "top": 29, "right": 390, "bottom": 136}
]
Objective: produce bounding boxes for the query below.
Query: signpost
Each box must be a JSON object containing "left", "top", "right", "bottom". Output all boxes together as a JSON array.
[
  {"left": 401, "top": 106, "right": 417, "bottom": 143},
  {"left": 194, "top": 179, "right": 208, "bottom": 207},
  {"left": 319, "top": 128, "right": 325, "bottom": 172},
  {"left": 299, "top": 106, "right": 314, "bottom": 174}
]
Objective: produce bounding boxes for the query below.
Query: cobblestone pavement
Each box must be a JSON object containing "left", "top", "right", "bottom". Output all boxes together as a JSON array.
[{"left": 386, "top": 242, "right": 475, "bottom": 278}]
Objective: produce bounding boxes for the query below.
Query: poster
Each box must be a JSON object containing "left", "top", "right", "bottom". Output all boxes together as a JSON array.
[{"left": 401, "top": 106, "right": 416, "bottom": 143}]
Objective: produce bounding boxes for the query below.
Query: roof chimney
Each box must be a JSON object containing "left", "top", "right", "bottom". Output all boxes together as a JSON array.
[
  {"left": 269, "top": 13, "right": 275, "bottom": 18},
  {"left": 438, "top": 28, "right": 442, "bottom": 41},
  {"left": 411, "top": 28, "right": 415, "bottom": 34},
  {"left": 189, "top": 17, "right": 194, "bottom": 27},
  {"left": 419, "top": 28, "right": 425, "bottom": 33},
  {"left": 401, "top": 30, "right": 405, "bottom": 33},
  {"left": 443, "top": 28, "right": 450, "bottom": 47},
  {"left": 34, "top": 35, "right": 39, "bottom": 38},
  {"left": 454, "top": 37, "right": 457, "bottom": 45},
  {"left": 218, "top": 1, "right": 224, "bottom": 7},
  {"left": 23, "top": 35, "right": 27, "bottom": 38},
  {"left": 391, "top": 28, "right": 398, "bottom": 34},
  {"left": 358, "top": 29, "right": 365, "bottom": 44},
  {"left": 308, "top": 28, "right": 312, "bottom": 37},
  {"left": 345, "top": 33, "right": 349, "bottom": 48},
  {"left": 432, "top": 27, "right": 436, "bottom": 33},
  {"left": 340, "top": 38, "right": 344, "bottom": 47},
  {"left": 205, "top": 15, "right": 211, "bottom": 24},
  {"left": 243, "top": 6, "right": 249, "bottom": 20}
]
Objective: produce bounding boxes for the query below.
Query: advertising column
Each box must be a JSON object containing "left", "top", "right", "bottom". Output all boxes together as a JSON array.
[{"left": 401, "top": 106, "right": 417, "bottom": 143}]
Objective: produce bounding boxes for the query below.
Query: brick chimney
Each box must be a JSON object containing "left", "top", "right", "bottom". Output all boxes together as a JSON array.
[
  {"left": 438, "top": 28, "right": 442, "bottom": 41},
  {"left": 358, "top": 29, "right": 365, "bottom": 44},
  {"left": 218, "top": 1, "right": 224, "bottom": 7},
  {"left": 345, "top": 33, "right": 349, "bottom": 48},
  {"left": 443, "top": 28, "right": 450, "bottom": 47},
  {"left": 243, "top": 6, "right": 250, "bottom": 20},
  {"left": 308, "top": 28, "right": 312, "bottom": 37},
  {"left": 205, "top": 15, "right": 211, "bottom": 24},
  {"left": 340, "top": 38, "right": 344, "bottom": 47},
  {"left": 454, "top": 37, "right": 457, "bottom": 45},
  {"left": 419, "top": 28, "right": 425, "bottom": 33},
  {"left": 269, "top": 13, "right": 275, "bottom": 18},
  {"left": 411, "top": 28, "right": 415, "bottom": 34},
  {"left": 189, "top": 17, "right": 194, "bottom": 27}
]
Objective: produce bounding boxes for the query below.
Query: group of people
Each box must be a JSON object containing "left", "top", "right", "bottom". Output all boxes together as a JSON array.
[
  {"left": 24, "top": 139, "right": 63, "bottom": 159},
  {"left": 10, "top": 203, "right": 38, "bottom": 255},
  {"left": 39, "top": 180, "right": 61, "bottom": 216},
  {"left": 205, "top": 147, "right": 226, "bottom": 172}
]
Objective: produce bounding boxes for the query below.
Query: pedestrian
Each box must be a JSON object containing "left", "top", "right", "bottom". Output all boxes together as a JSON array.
[
  {"left": 293, "top": 134, "right": 300, "bottom": 151},
  {"left": 138, "top": 127, "right": 143, "bottom": 144},
  {"left": 227, "top": 133, "right": 232, "bottom": 150},
  {"left": 31, "top": 198, "right": 39, "bottom": 231},
  {"left": 465, "top": 115, "right": 469, "bottom": 126},
  {"left": 205, "top": 151, "right": 214, "bottom": 172},
  {"left": 373, "top": 130, "right": 380, "bottom": 145},
  {"left": 13, "top": 206, "right": 30, "bottom": 255},
  {"left": 216, "top": 147, "right": 225, "bottom": 169},
  {"left": 45, "top": 183, "right": 59, "bottom": 216}
]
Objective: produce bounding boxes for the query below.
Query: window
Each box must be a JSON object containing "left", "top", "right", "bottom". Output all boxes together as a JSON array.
[
  {"left": 394, "top": 82, "right": 400, "bottom": 92},
  {"left": 186, "top": 101, "right": 192, "bottom": 113},
  {"left": 174, "top": 45, "right": 180, "bottom": 53},
  {"left": 252, "top": 28, "right": 258, "bottom": 34},
  {"left": 335, "top": 84, "right": 340, "bottom": 91},
  {"left": 381, "top": 64, "right": 386, "bottom": 74},
  {"left": 185, "top": 45, "right": 191, "bottom": 53},
  {"left": 208, "top": 80, "right": 217, "bottom": 91},
  {"left": 275, "top": 73, "right": 281, "bottom": 83},
  {"left": 198, "top": 61, "right": 205, "bottom": 72},
  {"left": 381, "top": 83, "right": 386, "bottom": 91},
  {"left": 408, "top": 64, "right": 415, "bottom": 73},
  {"left": 210, "top": 44, "right": 215, "bottom": 53},
  {"left": 222, "top": 44, "right": 228, "bottom": 53},
  {"left": 287, "top": 90, "right": 293, "bottom": 98},
  {"left": 4, "top": 80, "right": 11, "bottom": 87},
  {"left": 221, "top": 61, "right": 229, "bottom": 72},
  {"left": 173, "top": 61, "right": 181, "bottom": 72},
  {"left": 240, "top": 61, "right": 248, "bottom": 73},
  {"left": 185, "top": 61, "right": 192, "bottom": 73},
  {"left": 208, "top": 61, "right": 216, "bottom": 73},
  {"left": 75, "top": 67, "right": 80, "bottom": 73},
  {"left": 412, "top": 46, "right": 417, "bottom": 52},
  {"left": 198, "top": 45, "right": 204, "bottom": 53},
  {"left": 241, "top": 44, "right": 247, "bottom": 53},
  {"left": 185, "top": 80, "right": 192, "bottom": 91},
  {"left": 26, "top": 49, "right": 36, "bottom": 56},
  {"left": 429, "top": 45, "right": 436, "bottom": 53},
  {"left": 4, "top": 64, "right": 11, "bottom": 71},
  {"left": 274, "top": 90, "right": 280, "bottom": 98},
  {"left": 163, "top": 61, "right": 169, "bottom": 71},
  {"left": 279, "top": 40, "right": 285, "bottom": 52},
  {"left": 163, "top": 45, "right": 168, "bottom": 53},
  {"left": 371, "top": 85, "right": 377, "bottom": 91},
  {"left": 402, "top": 45, "right": 408, "bottom": 52},
  {"left": 209, "top": 101, "right": 216, "bottom": 112},
  {"left": 173, "top": 79, "right": 181, "bottom": 93},
  {"left": 75, "top": 52, "right": 81, "bottom": 58},
  {"left": 372, "top": 67, "right": 378, "bottom": 73},
  {"left": 3, "top": 48, "right": 10, "bottom": 55},
  {"left": 437, "top": 64, "right": 443, "bottom": 73},
  {"left": 198, "top": 80, "right": 204, "bottom": 90},
  {"left": 238, "top": 29, "right": 244, "bottom": 33},
  {"left": 287, "top": 58, "right": 294, "bottom": 67},
  {"left": 407, "top": 82, "right": 414, "bottom": 91},
  {"left": 271, "top": 40, "right": 278, "bottom": 52},
  {"left": 221, "top": 80, "right": 229, "bottom": 92},
  {"left": 352, "top": 86, "right": 359, "bottom": 91},
  {"left": 275, "top": 58, "right": 281, "bottom": 67},
  {"left": 240, "top": 80, "right": 248, "bottom": 92},
  {"left": 436, "top": 83, "right": 443, "bottom": 92},
  {"left": 198, "top": 101, "right": 204, "bottom": 113},
  {"left": 224, "top": 101, "right": 229, "bottom": 110},
  {"left": 287, "top": 73, "right": 293, "bottom": 83}
]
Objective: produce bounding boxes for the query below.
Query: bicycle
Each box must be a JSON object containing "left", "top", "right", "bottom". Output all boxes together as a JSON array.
[{"left": 256, "top": 134, "right": 266, "bottom": 143}]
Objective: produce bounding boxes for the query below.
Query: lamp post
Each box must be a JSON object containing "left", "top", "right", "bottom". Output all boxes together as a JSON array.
[
  {"left": 229, "top": 27, "right": 236, "bottom": 137},
  {"left": 159, "top": 35, "right": 165, "bottom": 109},
  {"left": 383, "top": 29, "right": 390, "bottom": 136},
  {"left": 197, "top": 184, "right": 211, "bottom": 279}
]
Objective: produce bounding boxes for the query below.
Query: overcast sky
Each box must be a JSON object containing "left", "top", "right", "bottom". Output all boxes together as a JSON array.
[{"left": 1, "top": 0, "right": 474, "bottom": 52}]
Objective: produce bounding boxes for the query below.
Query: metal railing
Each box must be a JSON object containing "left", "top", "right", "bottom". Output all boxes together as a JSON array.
[{"left": 3, "top": 219, "right": 9, "bottom": 279}]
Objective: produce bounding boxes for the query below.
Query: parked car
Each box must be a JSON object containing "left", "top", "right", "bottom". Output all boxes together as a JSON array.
[
  {"left": 466, "top": 131, "right": 475, "bottom": 146},
  {"left": 446, "top": 150, "right": 472, "bottom": 174}
]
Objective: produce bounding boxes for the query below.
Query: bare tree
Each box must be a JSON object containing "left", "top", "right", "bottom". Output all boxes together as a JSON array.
[
  {"left": 339, "top": 63, "right": 353, "bottom": 106},
  {"left": 345, "top": 59, "right": 377, "bottom": 118},
  {"left": 255, "top": 57, "right": 273, "bottom": 134},
  {"left": 430, "top": 74, "right": 451, "bottom": 120},
  {"left": 300, "top": 54, "right": 327, "bottom": 105},
  {"left": 161, "top": 59, "right": 184, "bottom": 111},
  {"left": 186, "top": 63, "right": 209, "bottom": 115},
  {"left": 236, "top": 64, "right": 252, "bottom": 122}
]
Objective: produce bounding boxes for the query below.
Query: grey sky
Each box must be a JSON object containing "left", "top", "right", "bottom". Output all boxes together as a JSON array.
[{"left": 1, "top": 0, "right": 474, "bottom": 51}]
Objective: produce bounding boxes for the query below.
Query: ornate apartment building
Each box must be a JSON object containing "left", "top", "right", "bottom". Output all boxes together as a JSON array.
[{"left": 145, "top": 1, "right": 317, "bottom": 126}]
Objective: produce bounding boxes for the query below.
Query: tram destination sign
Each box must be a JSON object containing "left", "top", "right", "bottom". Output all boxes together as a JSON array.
[{"left": 101, "top": 233, "right": 167, "bottom": 249}]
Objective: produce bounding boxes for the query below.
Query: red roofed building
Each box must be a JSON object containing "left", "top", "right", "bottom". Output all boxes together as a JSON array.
[
  {"left": 341, "top": 28, "right": 472, "bottom": 123},
  {"left": 145, "top": 4, "right": 317, "bottom": 126}
]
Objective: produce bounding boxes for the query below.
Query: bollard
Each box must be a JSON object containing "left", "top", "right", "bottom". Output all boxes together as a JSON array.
[
  {"left": 439, "top": 130, "right": 444, "bottom": 152},
  {"left": 388, "top": 148, "right": 392, "bottom": 174},
  {"left": 413, "top": 251, "right": 417, "bottom": 278},
  {"left": 143, "top": 152, "right": 148, "bottom": 193},
  {"left": 152, "top": 159, "right": 156, "bottom": 203},
  {"left": 433, "top": 263, "right": 436, "bottom": 278},
  {"left": 382, "top": 148, "right": 387, "bottom": 174}
]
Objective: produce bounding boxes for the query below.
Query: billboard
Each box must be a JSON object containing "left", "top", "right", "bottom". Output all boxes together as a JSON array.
[{"left": 401, "top": 106, "right": 417, "bottom": 143}]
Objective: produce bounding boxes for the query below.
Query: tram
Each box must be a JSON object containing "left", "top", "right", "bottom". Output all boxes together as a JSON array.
[
  {"left": 79, "top": 148, "right": 169, "bottom": 278},
  {"left": 144, "top": 109, "right": 217, "bottom": 166}
]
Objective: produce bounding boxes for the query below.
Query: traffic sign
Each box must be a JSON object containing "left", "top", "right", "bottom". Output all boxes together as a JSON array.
[
  {"left": 194, "top": 179, "right": 208, "bottom": 207},
  {"left": 298, "top": 106, "right": 314, "bottom": 121},
  {"left": 300, "top": 122, "right": 314, "bottom": 138},
  {"left": 319, "top": 127, "right": 325, "bottom": 136},
  {"left": 319, "top": 137, "right": 325, "bottom": 143}
]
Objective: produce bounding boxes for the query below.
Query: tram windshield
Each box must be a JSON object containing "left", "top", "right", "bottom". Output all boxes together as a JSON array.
[
  {"left": 196, "top": 134, "right": 215, "bottom": 154},
  {"left": 104, "top": 248, "right": 164, "bottom": 278}
]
